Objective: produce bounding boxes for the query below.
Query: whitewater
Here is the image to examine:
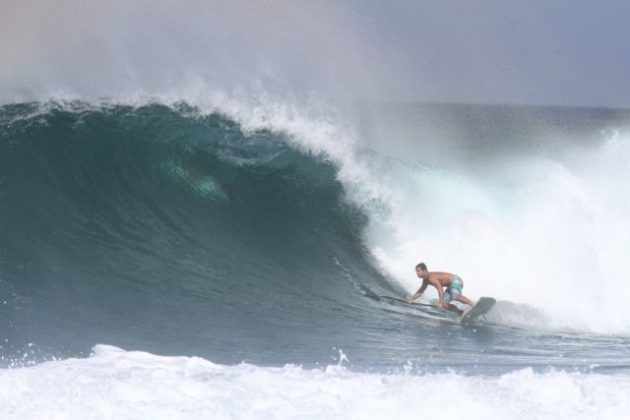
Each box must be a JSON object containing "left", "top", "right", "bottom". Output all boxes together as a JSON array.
[{"left": 0, "top": 345, "right": 627, "bottom": 420}]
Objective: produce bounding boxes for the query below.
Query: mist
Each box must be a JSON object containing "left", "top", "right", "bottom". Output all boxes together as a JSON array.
[
  {"left": 0, "top": 1, "right": 385, "bottom": 105},
  {"left": 2, "top": 1, "right": 630, "bottom": 107}
]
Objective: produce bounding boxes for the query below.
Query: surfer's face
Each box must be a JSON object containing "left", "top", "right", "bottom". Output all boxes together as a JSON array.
[{"left": 416, "top": 267, "right": 426, "bottom": 278}]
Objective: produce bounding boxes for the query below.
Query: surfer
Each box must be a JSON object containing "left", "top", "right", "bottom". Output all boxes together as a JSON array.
[{"left": 406, "top": 262, "right": 474, "bottom": 316}]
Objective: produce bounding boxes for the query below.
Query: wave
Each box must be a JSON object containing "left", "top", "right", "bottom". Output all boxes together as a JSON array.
[{"left": 2, "top": 97, "right": 630, "bottom": 370}]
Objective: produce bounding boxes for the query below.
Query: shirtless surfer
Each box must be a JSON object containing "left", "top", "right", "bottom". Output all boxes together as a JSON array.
[{"left": 406, "top": 262, "right": 474, "bottom": 316}]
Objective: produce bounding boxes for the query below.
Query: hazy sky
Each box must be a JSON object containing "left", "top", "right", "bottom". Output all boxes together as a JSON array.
[
  {"left": 344, "top": 0, "right": 630, "bottom": 107},
  {"left": 2, "top": 1, "right": 629, "bottom": 107}
]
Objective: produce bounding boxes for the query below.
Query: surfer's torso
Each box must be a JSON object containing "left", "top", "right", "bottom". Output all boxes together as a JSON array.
[{"left": 425, "top": 271, "right": 459, "bottom": 288}]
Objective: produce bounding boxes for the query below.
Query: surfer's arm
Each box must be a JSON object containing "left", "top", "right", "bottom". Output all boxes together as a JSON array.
[
  {"left": 429, "top": 279, "right": 445, "bottom": 307},
  {"left": 407, "top": 280, "right": 428, "bottom": 303}
]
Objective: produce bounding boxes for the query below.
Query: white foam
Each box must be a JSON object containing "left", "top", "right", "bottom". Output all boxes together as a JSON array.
[
  {"left": 0, "top": 345, "right": 626, "bottom": 420},
  {"left": 367, "top": 130, "right": 630, "bottom": 334}
]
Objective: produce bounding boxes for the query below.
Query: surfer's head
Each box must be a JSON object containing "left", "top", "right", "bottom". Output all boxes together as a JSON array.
[{"left": 415, "top": 262, "right": 428, "bottom": 278}]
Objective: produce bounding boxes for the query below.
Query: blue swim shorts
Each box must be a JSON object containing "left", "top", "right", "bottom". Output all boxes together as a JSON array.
[{"left": 443, "top": 276, "right": 463, "bottom": 303}]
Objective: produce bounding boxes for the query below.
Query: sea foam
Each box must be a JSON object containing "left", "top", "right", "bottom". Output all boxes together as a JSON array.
[{"left": 0, "top": 345, "right": 627, "bottom": 420}]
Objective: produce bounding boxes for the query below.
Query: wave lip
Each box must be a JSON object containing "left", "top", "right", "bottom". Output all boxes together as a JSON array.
[{"left": 0, "top": 345, "right": 628, "bottom": 420}]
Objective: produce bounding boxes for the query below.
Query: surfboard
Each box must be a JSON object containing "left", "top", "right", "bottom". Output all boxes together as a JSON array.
[
  {"left": 378, "top": 296, "right": 458, "bottom": 321},
  {"left": 460, "top": 297, "right": 496, "bottom": 325},
  {"left": 378, "top": 295, "right": 438, "bottom": 309}
]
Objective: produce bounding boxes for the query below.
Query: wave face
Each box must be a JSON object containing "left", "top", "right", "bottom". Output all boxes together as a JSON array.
[{"left": 0, "top": 103, "right": 393, "bottom": 365}]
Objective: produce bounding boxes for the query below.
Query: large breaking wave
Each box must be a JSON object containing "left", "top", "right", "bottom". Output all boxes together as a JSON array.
[{"left": 2, "top": 99, "right": 630, "bottom": 369}]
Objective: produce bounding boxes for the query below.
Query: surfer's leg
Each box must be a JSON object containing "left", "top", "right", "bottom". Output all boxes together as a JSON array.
[
  {"left": 446, "top": 303, "right": 464, "bottom": 316},
  {"left": 442, "top": 288, "right": 463, "bottom": 315},
  {"left": 443, "top": 289, "right": 452, "bottom": 304},
  {"left": 450, "top": 278, "right": 473, "bottom": 307},
  {"left": 453, "top": 294, "right": 474, "bottom": 307}
]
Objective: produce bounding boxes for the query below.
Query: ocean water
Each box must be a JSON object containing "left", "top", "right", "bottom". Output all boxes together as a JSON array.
[{"left": 1, "top": 99, "right": 630, "bottom": 419}]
